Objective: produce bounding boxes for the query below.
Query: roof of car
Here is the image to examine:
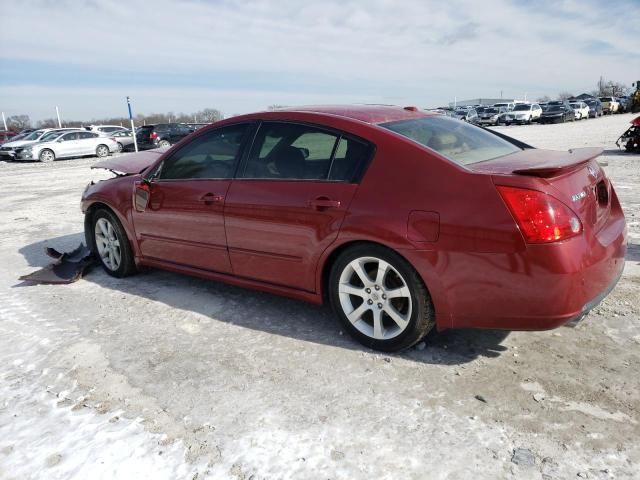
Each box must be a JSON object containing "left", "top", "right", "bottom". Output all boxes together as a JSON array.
[{"left": 253, "top": 105, "right": 433, "bottom": 124}]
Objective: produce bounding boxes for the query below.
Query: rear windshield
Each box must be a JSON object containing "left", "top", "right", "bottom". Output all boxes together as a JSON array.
[
  {"left": 512, "top": 104, "right": 530, "bottom": 111},
  {"left": 381, "top": 116, "right": 521, "bottom": 166}
]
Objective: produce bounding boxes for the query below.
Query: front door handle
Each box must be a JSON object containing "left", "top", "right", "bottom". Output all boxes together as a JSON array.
[
  {"left": 308, "top": 197, "right": 341, "bottom": 210},
  {"left": 199, "top": 193, "right": 224, "bottom": 204}
]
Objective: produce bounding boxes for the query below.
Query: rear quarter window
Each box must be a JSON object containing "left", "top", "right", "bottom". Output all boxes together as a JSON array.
[{"left": 381, "top": 116, "right": 521, "bottom": 166}]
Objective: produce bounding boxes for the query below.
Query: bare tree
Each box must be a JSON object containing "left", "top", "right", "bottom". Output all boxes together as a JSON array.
[
  {"left": 197, "top": 108, "right": 224, "bottom": 123},
  {"left": 595, "top": 77, "right": 630, "bottom": 96},
  {"left": 536, "top": 95, "right": 551, "bottom": 103},
  {"left": 7, "top": 115, "right": 31, "bottom": 130},
  {"left": 36, "top": 118, "right": 59, "bottom": 128}
]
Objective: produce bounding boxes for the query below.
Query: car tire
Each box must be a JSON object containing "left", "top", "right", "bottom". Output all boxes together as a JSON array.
[
  {"left": 116, "top": 142, "right": 123, "bottom": 153},
  {"left": 329, "top": 243, "right": 435, "bottom": 352},
  {"left": 90, "top": 208, "right": 137, "bottom": 278},
  {"left": 96, "top": 144, "right": 110, "bottom": 158},
  {"left": 159, "top": 140, "right": 171, "bottom": 147},
  {"left": 39, "top": 149, "right": 55, "bottom": 163}
]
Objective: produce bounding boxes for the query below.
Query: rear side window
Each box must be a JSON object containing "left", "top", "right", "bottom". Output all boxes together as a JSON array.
[
  {"left": 241, "top": 122, "right": 372, "bottom": 182},
  {"left": 159, "top": 124, "right": 249, "bottom": 180},
  {"left": 381, "top": 116, "right": 521, "bottom": 166}
]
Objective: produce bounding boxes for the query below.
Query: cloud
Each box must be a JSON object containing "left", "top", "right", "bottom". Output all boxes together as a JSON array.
[{"left": 1, "top": 0, "right": 639, "bottom": 119}]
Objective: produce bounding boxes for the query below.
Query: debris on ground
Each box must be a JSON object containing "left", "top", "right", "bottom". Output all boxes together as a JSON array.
[{"left": 19, "top": 244, "right": 95, "bottom": 284}]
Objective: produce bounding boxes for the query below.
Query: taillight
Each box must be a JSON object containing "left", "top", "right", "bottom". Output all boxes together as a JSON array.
[
  {"left": 150, "top": 132, "right": 158, "bottom": 140},
  {"left": 497, "top": 186, "right": 582, "bottom": 243}
]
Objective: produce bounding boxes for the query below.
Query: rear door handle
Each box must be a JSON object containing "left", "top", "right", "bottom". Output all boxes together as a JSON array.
[
  {"left": 199, "top": 193, "right": 224, "bottom": 204},
  {"left": 308, "top": 197, "right": 341, "bottom": 210}
]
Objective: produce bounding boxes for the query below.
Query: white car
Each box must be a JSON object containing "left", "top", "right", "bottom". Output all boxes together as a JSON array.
[
  {"left": 85, "top": 125, "right": 129, "bottom": 134},
  {"left": 14, "top": 130, "right": 119, "bottom": 162},
  {"left": 501, "top": 103, "right": 542, "bottom": 124},
  {"left": 569, "top": 102, "right": 590, "bottom": 120},
  {"left": 0, "top": 128, "right": 78, "bottom": 160}
]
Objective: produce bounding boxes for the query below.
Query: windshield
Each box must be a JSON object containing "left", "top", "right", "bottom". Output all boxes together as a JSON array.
[
  {"left": 381, "top": 116, "right": 521, "bottom": 166},
  {"left": 23, "top": 130, "right": 46, "bottom": 141},
  {"left": 547, "top": 106, "right": 563, "bottom": 112},
  {"left": 512, "top": 105, "right": 530, "bottom": 111},
  {"left": 40, "top": 131, "right": 65, "bottom": 142}
]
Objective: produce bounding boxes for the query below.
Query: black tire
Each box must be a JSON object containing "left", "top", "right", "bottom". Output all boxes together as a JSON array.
[
  {"left": 39, "top": 149, "right": 55, "bottom": 163},
  {"left": 329, "top": 243, "right": 435, "bottom": 352},
  {"left": 116, "top": 142, "right": 124, "bottom": 153},
  {"left": 96, "top": 144, "right": 110, "bottom": 158},
  {"left": 90, "top": 208, "right": 137, "bottom": 278},
  {"left": 159, "top": 139, "right": 171, "bottom": 147}
]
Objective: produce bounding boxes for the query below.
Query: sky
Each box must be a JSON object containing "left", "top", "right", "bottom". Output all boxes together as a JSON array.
[{"left": 0, "top": 0, "right": 639, "bottom": 122}]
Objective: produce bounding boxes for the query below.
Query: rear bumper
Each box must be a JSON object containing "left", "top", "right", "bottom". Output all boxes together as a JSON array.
[{"left": 419, "top": 203, "right": 627, "bottom": 331}]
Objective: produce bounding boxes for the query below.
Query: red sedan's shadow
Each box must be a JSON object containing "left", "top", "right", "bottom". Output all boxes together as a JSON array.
[{"left": 18, "top": 233, "right": 514, "bottom": 365}]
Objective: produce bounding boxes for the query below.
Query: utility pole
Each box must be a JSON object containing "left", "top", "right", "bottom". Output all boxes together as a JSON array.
[
  {"left": 1, "top": 112, "right": 7, "bottom": 131},
  {"left": 55, "top": 106, "right": 62, "bottom": 127},
  {"left": 127, "top": 96, "right": 139, "bottom": 152}
]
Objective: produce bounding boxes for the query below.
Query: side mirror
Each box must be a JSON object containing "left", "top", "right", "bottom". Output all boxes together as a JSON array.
[
  {"left": 134, "top": 181, "right": 152, "bottom": 212},
  {"left": 57, "top": 138, "right": 65, "bottom": 143}
]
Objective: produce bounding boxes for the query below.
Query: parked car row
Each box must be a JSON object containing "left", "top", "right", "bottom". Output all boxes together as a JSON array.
[
  {"left": 0, "top": 128, "right": 119, "bottom": 162},
  {"left": 0, "top": 121, "right": 207, "bottom": 161},
  {"left": 432, "top": 94, "right": 629, "bottom": 128}
]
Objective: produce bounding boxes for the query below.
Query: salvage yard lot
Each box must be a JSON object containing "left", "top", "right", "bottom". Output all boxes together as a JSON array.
[{"left": 1, "top": 114, "right": 639, "bottom": 479}]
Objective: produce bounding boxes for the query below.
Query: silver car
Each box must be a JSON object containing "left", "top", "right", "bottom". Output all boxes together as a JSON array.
[
  {"left": 14, "top": 130, "right": 119, "bottom": 162},
  {"left": 0, "top": 128, "right": 78, "bottom": 160},
  {"left": 109, "top": 129, "right": 135, "bottom": 152}
]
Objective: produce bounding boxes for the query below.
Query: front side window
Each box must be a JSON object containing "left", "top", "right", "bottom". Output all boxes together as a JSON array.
[
  {"left": 61, "top": 132, "right": 79, "bottom": 141},
  {"left": 159, "top": 124, "right": 249, "bottom": 180},
  {"left": 381, "top": 116, "right": 521, "bottom": 166},
  {"left": 240, "top": 122, "right": 371, "bottom": 182}
]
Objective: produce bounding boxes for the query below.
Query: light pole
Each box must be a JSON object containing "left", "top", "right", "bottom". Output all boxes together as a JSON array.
[
  {"left": 55, "top": 106, "right": 62, "bottom": 127},
  {"left": 1, "top": 112, "right": 7, "bottom": 131},
  {"left": 127, "top": 96, "right": 138, "bottom": 153}
]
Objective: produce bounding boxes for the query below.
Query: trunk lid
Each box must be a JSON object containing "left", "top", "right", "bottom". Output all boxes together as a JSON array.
[{"left": 469, "top": 147, "right": 612, "bottom": 233}]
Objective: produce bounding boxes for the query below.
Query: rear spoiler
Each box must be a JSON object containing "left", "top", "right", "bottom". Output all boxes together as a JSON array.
[{"left": 469, "top": 147, "right": 603, "bottom": 178}]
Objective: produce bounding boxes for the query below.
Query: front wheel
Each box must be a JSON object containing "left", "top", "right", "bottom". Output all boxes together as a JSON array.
[
  {"left": 39, "top": 149, "right": 55, "bottom": 163},
  {"left": 91, "top": 209, "right": 137, "bottom": 277},
  {"left": 329, "top": 244, "right": 435, "bottom": 352},
  {"left": 158, "top": 140, "right": 171, "bottom": 147},
  {"left": 116, "top": 142, "right": 123, "bottom": 153},
  {"left": 96, "top": 144, "right": 110, "bottom": 158}
]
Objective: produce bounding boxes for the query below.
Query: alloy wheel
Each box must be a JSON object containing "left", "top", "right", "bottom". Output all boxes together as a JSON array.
[
  {"left": 39, "top": 150, "right": 54, "bottom": 162},
  {"left": 94, "top": 217, "right": 121, "bottom": 271},
  {"left": 97, "top": 145, "right": 109, "bottom": 157},
  {"left": 338, "top": 256, "right": 412, "bottom": 341}
]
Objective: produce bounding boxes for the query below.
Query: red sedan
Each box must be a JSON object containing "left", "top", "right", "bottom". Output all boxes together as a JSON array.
[{"left": 82, "top": 106, "right": 627, "bottom": 352}]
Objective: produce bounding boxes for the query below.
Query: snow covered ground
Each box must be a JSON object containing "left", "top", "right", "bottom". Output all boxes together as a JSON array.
[{"left": 1, "top": 113, "right": 639, "bottom": 479}]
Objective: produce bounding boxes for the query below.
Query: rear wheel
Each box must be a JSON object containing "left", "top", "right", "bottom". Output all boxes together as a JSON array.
[
  {"left": 159, "top": 139, "right": 171, "bottom": 147},
  {"left": 91, "top": 209, "right": 137, "bottom": 277},
  {"left": 39, "top": 149, "right": 55, "bottom": 163},
  {"left": 96, "top": 144, "right": 109, "bottom": 158},
  {"left": 329, "top": 244, "right": 435, "bottom": 352}
]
